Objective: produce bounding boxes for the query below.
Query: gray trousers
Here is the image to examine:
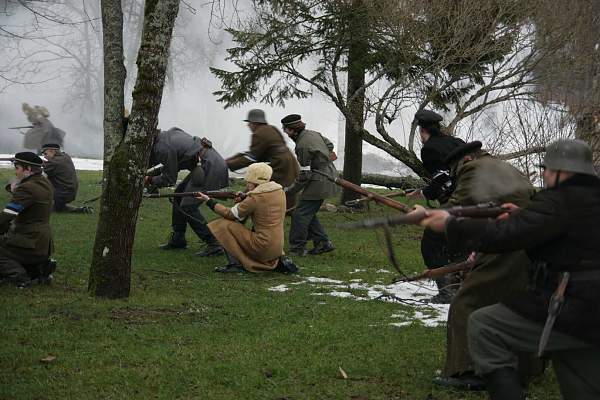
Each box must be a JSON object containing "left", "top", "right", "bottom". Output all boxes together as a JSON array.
[
  {"left": 468, "top": 303, "right": 600, "bottom": 400},
  {"left": 171, "top": 167, "right": 218, "bottom": 246},
  {"left": 289, "top": 199, "right": 328, "bottom": 251}
]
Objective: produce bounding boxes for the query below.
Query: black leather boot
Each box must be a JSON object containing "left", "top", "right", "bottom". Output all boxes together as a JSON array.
[
  {"left": 159, "top": 231, "right": 187, "bottom": 250},
  {"left": 483, "top": 367, "right": 525, "bottom": 400}
]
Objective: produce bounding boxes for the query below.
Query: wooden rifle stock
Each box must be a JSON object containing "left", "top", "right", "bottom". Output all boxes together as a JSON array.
[
  {"left": 394, "top": 259, "right": 475, "bottom": 282},
  {"left": 311, "top": 170, "right": 412, "bottom": 213}
]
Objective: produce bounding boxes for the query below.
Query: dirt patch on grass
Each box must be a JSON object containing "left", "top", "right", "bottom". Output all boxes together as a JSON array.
[{"left": 110, "top": 304, "right": 209, "bottom": 325}]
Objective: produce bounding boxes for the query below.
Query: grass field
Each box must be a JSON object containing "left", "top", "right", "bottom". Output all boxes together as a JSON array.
[{"left": 0, "top": 170, "right": 560, "bottom": 399}]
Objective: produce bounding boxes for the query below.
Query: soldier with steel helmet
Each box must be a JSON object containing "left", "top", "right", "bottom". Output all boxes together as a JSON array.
[{"left": 419, "top": 139, "right": 600, "bottom": 399}]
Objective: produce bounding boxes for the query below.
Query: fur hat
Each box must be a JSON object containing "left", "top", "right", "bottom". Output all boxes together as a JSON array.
[
  {"left": 35, "top": 106, "right": 50, "bottom": 118},
  {"left": 245, "top": 162, "right": 273, "bottom": 185}
]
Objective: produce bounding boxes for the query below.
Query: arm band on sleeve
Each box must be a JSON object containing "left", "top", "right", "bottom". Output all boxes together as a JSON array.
[{"left": 206, "top": 199, "right": 217, "bottom": 210}]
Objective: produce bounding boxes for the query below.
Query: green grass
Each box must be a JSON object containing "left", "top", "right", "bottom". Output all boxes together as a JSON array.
[{"left": 0, "top": 170, "right": 560, "bottom": 399}]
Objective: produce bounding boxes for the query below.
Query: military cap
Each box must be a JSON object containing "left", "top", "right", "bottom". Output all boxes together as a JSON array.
[
  {"left": 243, "top": 109, "right": 267, "bottom": 124},
  {"left": 41, "top": 143, "right": 61, "bottom": 152},
  {"left": 414, "top": 109, "right": 443, "bottom": 126},
  {"left": 443, "top": 141, "right": 482, "bottom": 167},
  {"left": 281, "top": 114, "right": 303, "bottom": 126},
  {"left": 541, "top": 139, "right": 596, "bottom": 176},
  {"left": 12, "top": 151, "right": 44, "bottom": 167}
]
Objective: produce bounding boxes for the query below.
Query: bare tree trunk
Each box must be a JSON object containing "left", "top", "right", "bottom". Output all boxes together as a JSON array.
[
  {"left": 341, "top": 0, "right": 367, "bottom": 203},
  {"left": 576, "top": 111, "right": 600, "bottom": 165},
  {"left": 89, "top": 0, "right": 180, "bottom": 298}
]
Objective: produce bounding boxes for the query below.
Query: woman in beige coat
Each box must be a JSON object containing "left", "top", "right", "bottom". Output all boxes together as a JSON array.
[{"left": 198, "top": 163, "right": 286, "bottom": 273}]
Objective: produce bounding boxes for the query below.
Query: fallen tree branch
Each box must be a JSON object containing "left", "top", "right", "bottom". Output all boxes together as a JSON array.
[{"left": 498, "top": 145, "right": 546, "bottom": 160}]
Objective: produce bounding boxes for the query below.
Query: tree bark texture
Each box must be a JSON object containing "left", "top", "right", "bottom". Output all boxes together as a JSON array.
[
  {"left": 89, "top": 0, "right": 180, "bottom": 298},
  {"left": 100, "top": 0, "right": 126, "bottom": 169},
  {"left": 341, "top": 0, "right": 368, "bottom": 203}
]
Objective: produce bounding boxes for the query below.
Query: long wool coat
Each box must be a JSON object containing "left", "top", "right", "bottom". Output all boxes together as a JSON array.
[
  {"left": 208, "top": 181, "right": 285, "bottom": 272},
  {"left": 443, "top": 155, "right": 537, "bottom": 377}
]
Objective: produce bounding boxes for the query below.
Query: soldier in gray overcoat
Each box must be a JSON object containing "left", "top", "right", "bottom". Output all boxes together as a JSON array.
[{"left": 146, "top": 128, "right": 229, "bottom": 256}]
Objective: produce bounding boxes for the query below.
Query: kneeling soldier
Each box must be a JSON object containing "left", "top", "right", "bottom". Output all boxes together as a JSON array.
[
  {"left": 198, "top": 163, "right": 287, "bottom": 273},
  {"left": 419, "top": 139, "right": 600, "bottom": 400},
  {"left": 1, "top": 152, "right": 56, "bottom": 286},
  {"left": 41, "top": 143, "right": 91, "bottom": 213}
]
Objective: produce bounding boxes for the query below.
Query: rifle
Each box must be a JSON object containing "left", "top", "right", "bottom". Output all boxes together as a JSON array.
[
  {"left": 393, "top": 259, "right": 475, "bottom": 283},
  {"left": 144, "top": 190, "right": 247, "bottom": 200},
  {"left": 344, "top": 202, "right": 510, "bottom": 230},
  {"left": 9, "top": 126, "right": 33, "bottom": 130},
  {"left": 344, "top": 190, "right": 407, "bottom": 207},
  {"left": 311, "top": 170, "right": 412, "bottom": 213}
]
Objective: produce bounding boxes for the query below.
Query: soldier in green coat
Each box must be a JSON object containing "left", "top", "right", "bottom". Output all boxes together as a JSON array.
[
  {"left": 0, "top": 152, "right": 56, "bottom": 286},
  {"left": 281, "top": 114, "right": 339, "bottom": 256},
  {"left": 433, "top": 141, "right": 543, "bottom": 390}
]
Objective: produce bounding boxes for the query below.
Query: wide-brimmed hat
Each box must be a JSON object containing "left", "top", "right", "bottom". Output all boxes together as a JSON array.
[
  {"left": 243, "top": 109, "right": 267, "bottom": 124},
  {"left": 443, "top": 141, "right": 483, "bottom": 167}
]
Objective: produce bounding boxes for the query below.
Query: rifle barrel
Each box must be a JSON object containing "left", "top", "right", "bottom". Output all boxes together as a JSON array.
[
  {"left": 343, "top": 202, "right": 508, "bottom": 230},
  {"left": 312, "top": 170, "right": 412, "bottom": 213}
]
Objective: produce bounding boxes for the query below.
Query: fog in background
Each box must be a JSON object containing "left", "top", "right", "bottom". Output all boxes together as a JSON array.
[
  {"left": 1, "top": 1, "right": 564, "bottom": 181},
  {"left": 1, "top": 1, "right": 401, "bottom": 171}
]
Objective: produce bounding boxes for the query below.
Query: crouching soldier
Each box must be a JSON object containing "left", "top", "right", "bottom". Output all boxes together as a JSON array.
[
  {"left": 1, "top": 152, "right": 56, "bottom": 286},
  {"left": 41, "top": 143, "right": 91, "bottom": 213},
  {"left": 197, "top": 163, "right": 292, "bottom": 273},
  {"left": 146, "top": 128, "right": 229, "bottom": 256}
]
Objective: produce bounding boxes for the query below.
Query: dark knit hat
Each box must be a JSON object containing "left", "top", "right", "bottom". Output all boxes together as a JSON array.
[
  {"left": 443, "top": 141, "right": 483, "bottom": 167},
  {"left": 414, "top": 110, "right": 443, "bottom": 127},
  {"left": 41, "top": 143, "right": 61, "bottom": 152},
  {"left": 12, "top": 151, "right": 44, "bottom": 167},
  {"left": 281, "top": 114, "right": 303, "bottom": 126}
]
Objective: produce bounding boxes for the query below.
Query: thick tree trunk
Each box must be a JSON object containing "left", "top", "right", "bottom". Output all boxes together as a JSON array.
[
  {"left": 575, "top": 111, "right": 600, "bottom": 167},
  {"left": 89, "top": 0, "right": 180, "bottom": 298},
  {"left": 341, "top": 0, "right": 367, "bottom": 203},
  {"left": 100, "top": 0, "right": 126, "bottom": 168}
]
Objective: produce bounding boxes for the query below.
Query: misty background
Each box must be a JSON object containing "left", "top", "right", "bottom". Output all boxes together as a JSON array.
[{"left": 0, "top": 0, "right": 416, "bottom": 175}]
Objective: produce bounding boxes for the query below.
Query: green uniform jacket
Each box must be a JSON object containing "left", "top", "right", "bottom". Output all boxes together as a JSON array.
[
  {"left": 443, "top": 154, "right": 536, "bottom": 377},
  {"left": 0, "top": 173, "right": 54, "bottom": 261},
  {"left": 287, "top": 129, "right": 339, "bottom": 201},
  {"left": 43, "top": 151, "right": 79, "bottom": 200},
  {"left": 227, "top": 124, "right": 299, "bottom": 187}
]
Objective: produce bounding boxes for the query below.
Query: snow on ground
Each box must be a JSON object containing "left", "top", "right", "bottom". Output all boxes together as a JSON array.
[
  {"left": 0, "top": 155, "right": 104, "bottom": 171},
  {"left": 268, "top": 269, "right": 449, "bottom": 327}
]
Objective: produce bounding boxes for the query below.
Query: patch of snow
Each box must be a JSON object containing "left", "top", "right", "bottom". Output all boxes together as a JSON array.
[
  {"left": 376, "top": 269, "right": 392, "bottom": 274},
  {"left": 349, "top": 269, "right": 366, "bottom": 274},
  {"left": 305, "top": 277, "right": 343, "bottom": 284},
  {"left": 0, "top": 155, "right": 104, "bottom": 171},
  {"left": 302, "top": 275, "right": 448, "bottom": 327},
  {"left": 268, "top": 285, "right": 289, "bottom": 292},
  {"left": 102, "top": 246, "right": 109, "bottom": 257}
]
